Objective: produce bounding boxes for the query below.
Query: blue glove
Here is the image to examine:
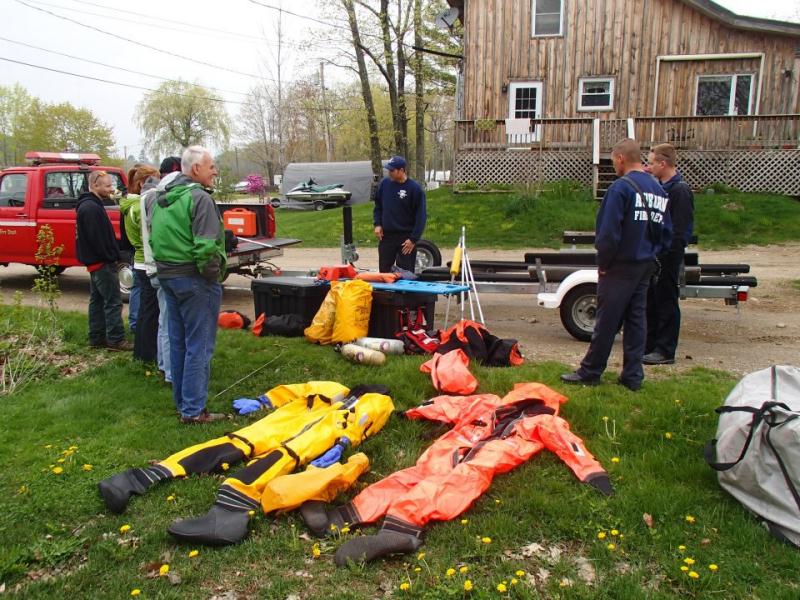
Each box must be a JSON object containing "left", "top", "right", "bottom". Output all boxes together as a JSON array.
[
  {"left": 310, "top": 437, "right": 351, "bottom": 468},
  {"left": 232, "top": 394, "right": 272, "bottom": 415}
]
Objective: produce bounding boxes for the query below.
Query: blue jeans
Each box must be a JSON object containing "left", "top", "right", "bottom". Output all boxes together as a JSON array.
[
  {"left": 128, "top": 269, "right": 142, "bottom": 333},
  {"left": 88, "top": 263, "right": 125, "bottom": 345},
  {"left": 161, "top": 276, "right": 222, "bottom": 418},
  {"left": 151, "top": 277, "right": 172, "bottom": 382}
]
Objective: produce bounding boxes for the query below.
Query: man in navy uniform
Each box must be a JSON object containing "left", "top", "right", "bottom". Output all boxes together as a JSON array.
[
  {"left": 561, "top": 139, "right": 672, "bottom": 391},
  {"left": 373, "top": 156, "right": 427, "bottom": 273}
]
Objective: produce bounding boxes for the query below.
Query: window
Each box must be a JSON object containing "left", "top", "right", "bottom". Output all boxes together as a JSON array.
[
  {"left": 532, "top": 0, "right": 563, "bottom": 36},
  {"left": 0, "top": 174, "right": 28, "bottom": 207},
  {"left": 578, "top": 77, "right": 615, "bottom": 111},
  {"left": 695, "top": 74, "right": 753, "bottom": 116},
  {"left": 43, "top": 171, "right": 124, "bottom": 207}
]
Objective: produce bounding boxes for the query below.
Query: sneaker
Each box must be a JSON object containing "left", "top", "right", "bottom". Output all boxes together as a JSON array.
[
  {"left": 642, "top": 352, "right": 675, "bottom": 365},
  {"left": 560, "top": 372, "right": 600, "bottom": 386},
  {"left": 180, "top": 409, "right": 226, "bottom": 425},
  {"left": 106, "top": 340, "right": 134, "bottom": 352}
]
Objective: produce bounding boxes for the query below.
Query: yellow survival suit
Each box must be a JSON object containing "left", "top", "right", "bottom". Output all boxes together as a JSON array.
[{"left": 97, "top": 382, "right": 394, "bottom": 545}]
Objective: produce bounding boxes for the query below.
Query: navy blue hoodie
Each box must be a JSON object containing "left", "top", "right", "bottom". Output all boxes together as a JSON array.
[
  {"left": 595, "top": 170, "right": 672, "bottom": 271},
  {"left": 373, "top": 177, "right": 426, "bottom": 241},
  {"left": 661, "top": 172, "right": 694, "bottom": 251}
]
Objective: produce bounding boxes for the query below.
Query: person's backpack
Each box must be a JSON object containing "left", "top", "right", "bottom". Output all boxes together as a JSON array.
[{"left": 704, "top": 365, "right": 800, "bottom": 547}]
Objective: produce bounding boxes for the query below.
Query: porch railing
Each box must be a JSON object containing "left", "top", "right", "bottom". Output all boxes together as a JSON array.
[{"left": 456, "top": 114, "right": 800, "bottom": 157}]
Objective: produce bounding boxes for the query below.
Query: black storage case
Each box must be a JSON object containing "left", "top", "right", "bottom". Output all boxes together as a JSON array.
[
  {"left": 368, "top": 289, "right": 437, "bottom": 339},
  {"left": 251, "top": 277, "right": 330, "bottom": 323}
]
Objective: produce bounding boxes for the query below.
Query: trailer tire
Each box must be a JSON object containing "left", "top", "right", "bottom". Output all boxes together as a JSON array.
[
  {"left": 117, "top": 262, "right": 134, "bottom": 303},
  {"left": 414, "top": 239, "right": 442, "bottom": 273},
  {"left": 313, "top": 201, "right": 325, "bottom": 211},
  {"left": 559, "top": 283, "right": 597, "bottom": 342},
  {"left": 270, "top": 197, "right": 281, "bottom": 208}
]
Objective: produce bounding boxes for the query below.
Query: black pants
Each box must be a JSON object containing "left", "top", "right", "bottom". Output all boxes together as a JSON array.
[
  {"left": 646, "top": 249, "right": 683, "bottom": 360},
  {"left": 133, "top": 269, "right": 159, "bottom": 362},
  {"left": 578, "top": 260, "right": 655, "bottom": 386},
  {"left": 378, "top": 231, "right": 417, "bottom": 273}
]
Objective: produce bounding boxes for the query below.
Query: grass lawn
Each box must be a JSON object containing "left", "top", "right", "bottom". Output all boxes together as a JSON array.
[
  {"left": 1, "top": 303, "right": 799, "bottom": 599},
  {"left": 273, "top": 185, "right": 800, "bottom": 251}
]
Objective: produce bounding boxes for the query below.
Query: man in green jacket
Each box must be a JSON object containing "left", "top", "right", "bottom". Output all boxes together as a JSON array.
[{"left": 149, "top": 146, "right": 226, "bottom": 424}]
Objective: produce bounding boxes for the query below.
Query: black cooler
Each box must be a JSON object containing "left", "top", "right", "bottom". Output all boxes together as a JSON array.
[
  {"left": 251, "top": 277, "right": 330, "bottom": 323},
  {"left": 368, "top": 289, "right": 436, "bottom": 339}
]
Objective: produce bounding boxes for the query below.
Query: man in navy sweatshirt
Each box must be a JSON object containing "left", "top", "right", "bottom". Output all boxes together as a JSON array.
[
  {"left": 373, "top": 156, "right": 427, "bottom": 273},
  {"left": 561, "top": 139, "right": 672, "bottom": 391}
]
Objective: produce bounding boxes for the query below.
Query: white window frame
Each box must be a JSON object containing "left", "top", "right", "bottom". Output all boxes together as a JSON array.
[
  {"left": 507, "top": 81, "right": 544, "bottom": 144},
  {"left": 694, "top": 73, "right": 754, "bottom": 116},
  {"left": 531, "top": 0, "right": 563, "bottom": 38},
  {"left": 577, "top": 77, "right": 615, "bottom": 112}
]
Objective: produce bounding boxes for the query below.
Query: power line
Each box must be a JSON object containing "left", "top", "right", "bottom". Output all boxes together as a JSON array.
[
  {"left": 0, "top": 56, "right": 246, "bottom": 105},
  {"left": 0, "top": 36, "right": 250, "bottom": 97},
  {"left": 13, "top": 0, "right": 262, "bottom": 79}
]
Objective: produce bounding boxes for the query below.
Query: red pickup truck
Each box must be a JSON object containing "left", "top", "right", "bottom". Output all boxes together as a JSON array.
[{"left": 0, "top": 152, "right": 299, "bottom": 296}]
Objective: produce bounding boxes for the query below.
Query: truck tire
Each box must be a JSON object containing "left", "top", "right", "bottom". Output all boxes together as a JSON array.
[
  {"left": 270, "top": 197, "right": 281, "bottom": 208},
  {"left": 414, "top": 239, "right": 442, "bottom": 273},
  {"left": 117, "top": 262, "right": 134, "bottom": 303},
  {"left": 559, "top": 283, "right": 597, "bottom": 342}
]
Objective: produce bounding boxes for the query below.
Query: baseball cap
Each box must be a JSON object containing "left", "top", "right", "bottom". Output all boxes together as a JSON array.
[{"left": 386, "top": 155, "right": 407, "bottom": 170}]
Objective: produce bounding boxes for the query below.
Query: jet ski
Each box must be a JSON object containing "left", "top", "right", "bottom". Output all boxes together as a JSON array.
[{"left": 283, "top": 179, "right": 352, "bottom": 211}]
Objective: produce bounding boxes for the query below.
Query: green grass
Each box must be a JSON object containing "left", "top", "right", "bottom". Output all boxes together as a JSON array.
[
  {"left": 1, "top": 306, "right": 799, "bottom": 598},
  {"left": 274, "top": 186, "right": 800, "bottom": 251}
]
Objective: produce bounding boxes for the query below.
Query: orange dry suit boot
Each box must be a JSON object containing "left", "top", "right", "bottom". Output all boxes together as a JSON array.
[
  {"left": 97, "top": 382, "right": 394, "bottom": 545},
  {"left": 299, "top": 382, "right": 612, "bottom": 565}
]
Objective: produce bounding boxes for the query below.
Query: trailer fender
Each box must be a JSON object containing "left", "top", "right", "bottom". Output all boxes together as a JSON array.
[{"left": 536, "top": 269, "right": 598, "bottom": 309}]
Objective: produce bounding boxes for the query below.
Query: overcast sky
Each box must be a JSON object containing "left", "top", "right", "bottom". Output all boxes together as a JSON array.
[{"left": 1, "top": 0, "right": 799, "bottom": 160}]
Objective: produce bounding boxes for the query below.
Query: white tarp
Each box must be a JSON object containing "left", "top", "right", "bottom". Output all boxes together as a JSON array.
[{"left": 281, "top": 161, "right": 377, "bottom": 205}]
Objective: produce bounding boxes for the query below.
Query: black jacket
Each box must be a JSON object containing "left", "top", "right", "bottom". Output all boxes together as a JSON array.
[{"left": 75, "top": 191, "right": 120, "bottom": 265}]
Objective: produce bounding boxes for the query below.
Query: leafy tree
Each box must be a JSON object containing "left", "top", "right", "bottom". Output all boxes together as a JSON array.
[{"left": 135, "top": 80, "right": 231, "bottom": 157}]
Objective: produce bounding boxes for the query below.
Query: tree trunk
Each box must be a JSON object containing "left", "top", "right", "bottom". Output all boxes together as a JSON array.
[
  {"left": 413, "top": 0, "right": 425, "bottom": 181},
  {"left": 343, "top": 0, "right": 383, "bottom": 176},
  {"left": 380, "top": 0, "right": 402, "bottom": 154}
]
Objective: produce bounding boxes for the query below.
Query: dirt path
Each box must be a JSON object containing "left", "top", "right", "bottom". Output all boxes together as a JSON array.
[{"left": 2, "top": 244, "right": 798, "bottom": 376}]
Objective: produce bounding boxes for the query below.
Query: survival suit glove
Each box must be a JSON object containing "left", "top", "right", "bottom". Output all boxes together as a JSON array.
[
  {"left": 310, "top": 437, "right": 351, "bottom": 468},
  {"left": 232, "top": 394, "right": 272, "bottom": 415}
]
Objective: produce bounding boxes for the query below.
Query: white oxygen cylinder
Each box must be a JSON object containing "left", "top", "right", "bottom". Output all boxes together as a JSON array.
[
  {"left": 354, "top": 337, "right": 405, "bottom": 355},
  {"left": 340, "top": 343, "right": 386, "bottom": 366}
]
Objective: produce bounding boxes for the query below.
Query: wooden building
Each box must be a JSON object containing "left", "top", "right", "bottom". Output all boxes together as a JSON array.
[{"left": 445, "top": 0, "right": 800, "bottom": 196}]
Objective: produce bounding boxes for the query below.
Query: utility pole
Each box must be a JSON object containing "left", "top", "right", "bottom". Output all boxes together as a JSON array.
[
  {"left": 234, "top": 146, "right": 240, "bottom": 178},
  {"left": 320, "top": 61, "right": 333, "bottom": 162},
  {"left": 123, "top": 145, "right": 127, "bottom": 172}
]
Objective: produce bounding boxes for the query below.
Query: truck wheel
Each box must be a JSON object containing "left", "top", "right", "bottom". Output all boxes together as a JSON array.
[
  {"left": 414, "top": 239, "right": 442, "bottom": 274},
  {"left": 270, "top": 197, "right": 281, "bottom": 208},
  {"left": 117, "top": 262, "right": 134, "bottom": 303},
  {"left": 559, "top": 283, "right": 597, "bottom": 342},
  {"left": 313, "top": 201, "right": 325, "bottom": 211}
]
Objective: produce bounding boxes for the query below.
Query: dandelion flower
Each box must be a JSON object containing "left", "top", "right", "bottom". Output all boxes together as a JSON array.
[
  {"left": 515, "top": 569, "right": 525, "bottom": 577},
  {"left": 52, "top": 467, "right": 63, "bottom": 474},
  {"left": 145, "top": 370, "right": 152, "bottom": 377},
  {"left": 511, "top": 578, "right": 518, "bottom": 585},
  {"left": 495, "top": 499, "right": 501, "bottom": 504},
  {"left": 688, "top": 571, "right": 699, "bottom": 579},
  {"left": 597, "top": 532, "right": 606, "bottom": 540},
  {"left": 665, "top": 432, "right": 672, "bottom": 439},
  {"left": 130, "top": 590, "right": 141, "bottom": 597},
  {"left": 330, "top": 523, "right": 338, "bottom": 532},
  {"left": 82, "top": 464, "right": 93, "bottom": 471},
  {"left": 44, "top": 444, "right": 53, "bottom": 449},
  {"left": 460, "top": 519, "right": 469, "bottom": 525},
  {"left": 481, "top": 536, "right": 492, "bottom": 544},
  {"left": 446, "top": 568, "right": 456, "bottom": 577},
  {"left": 602, "top": 416, "right": 609, "bottom": 422},
  {"left": 312, "top": 543, "right": 321, "bottom": 558},
  {"left": 399, "top": 582, "right": 410, "bottom": 591},
  {"left": 680, "top": 566, "right": 689, "bottom": 572},
  {"left": 414, "top": 567, "right": 421, "bottom": 573},
  {"left": 119, "top": 524, "right": 131, "bottom": 534},
  {"left": 683, "top": 558, "right": 695, "bottom": 565},
  {"left": 248, "top": 510, "right": 255, "bottom": 517},
  {"left": 610, "top": 529, "right": 619, "bottom": 536},
  {"left": 460, "top": 566, "right": 469, "bottom": 574},
  {"left": 619, "top": 534, "right": 625, "bottom": 539},
  {"left": 708, "top": 564, "right": 719, "bottom": 572},
  {"left": 221, "top": 463, "right": 229, "bottom": 471},
  {"left": 57, "top": 458, "right": 65, "bottom": 464},
  {"left": 611, "top": 457, "right": 620, "bottom": 464},
  {"left": 497, "top": 583, "right": 507, "bottom": 592},
  {"left": 606, "top": 543, "right": 616, "bottom": 551},
  {"left": 159, "top": 564, "right": 169, "bottom": 577},
  {"left": 340, "top": 526, "right": 351, "bottom": 534},
  {"left": 463, "top": 580, "right": 473, "bottom": 591},
  {"left": 417, "top": 552, "right": 426, "bottom": 560},
  {"left": 685, "top": 515, "right": 696, "bottom": 524},
  {"left": 678, "top": 545, "right": 686, "bottom": 551},
  {"left": 188, "top": 550, "right": 199, "bottom": 558},
  {"left": 167, "top": 495, "right": 175, "bottom": 502}
]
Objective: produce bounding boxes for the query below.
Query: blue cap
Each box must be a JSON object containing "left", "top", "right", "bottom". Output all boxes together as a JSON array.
[{"left": 386, "top": 155, "right": 407, "bottom": 170}]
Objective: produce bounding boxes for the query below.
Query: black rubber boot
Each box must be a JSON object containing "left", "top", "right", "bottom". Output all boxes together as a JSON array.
[
  {"left": 334, "top": 530, "right": 423, "bottom": 566},
  {"left": 98, "top": 469, "right": 148, "bottom": 514},
  {"left": 167, "top": 505, "right": 250, "bottom": 546},
  {"left": 299, "top": 501, "right": 345, "bottom": 538}
]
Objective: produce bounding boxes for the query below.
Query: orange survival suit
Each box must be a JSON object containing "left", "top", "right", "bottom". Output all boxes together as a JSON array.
[{"left": 302, "top": 382, "right": 613, "bottom": 565}]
